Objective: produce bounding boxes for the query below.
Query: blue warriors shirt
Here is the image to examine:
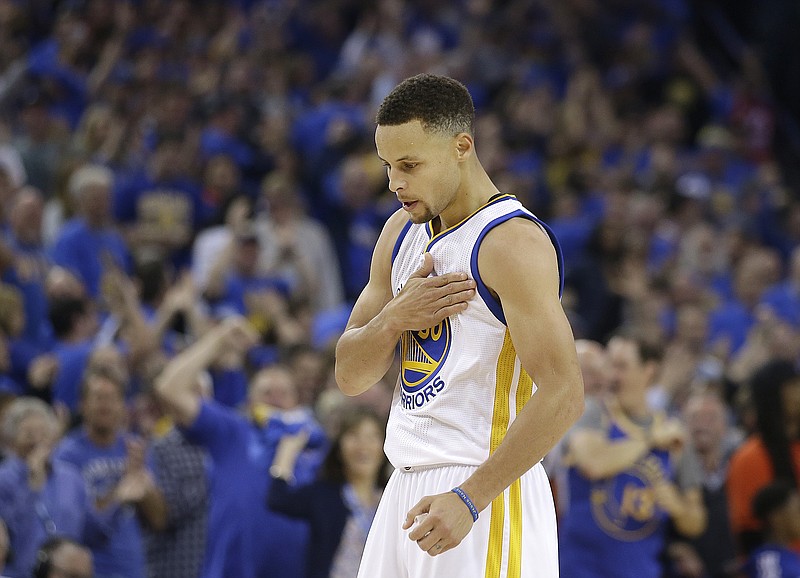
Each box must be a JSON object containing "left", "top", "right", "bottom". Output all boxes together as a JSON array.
[
  {"left": 385, "top": 194, "right": 563, "bottom": 469},
  {"left": 559, "top": 400, "right": 678, "bottom": 578}
]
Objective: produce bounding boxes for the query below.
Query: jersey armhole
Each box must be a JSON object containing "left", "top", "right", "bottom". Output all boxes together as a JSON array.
[
  {"left": 391, "top": 219, "right": 413, "bottom": 265},
  {"left": 470, "top": 210, "right": 564, "bottom": 325}
]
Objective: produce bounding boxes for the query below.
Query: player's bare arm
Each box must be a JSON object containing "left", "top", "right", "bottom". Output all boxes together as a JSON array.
[
  {"left": 457, "top": 217, "right": 584, "bottom": 507},
  {"left": 335, "top": 209, "right": 476, "bottom": 396},
  {"left": 405, "top": 217, "right": 584, "bottom": 553}
]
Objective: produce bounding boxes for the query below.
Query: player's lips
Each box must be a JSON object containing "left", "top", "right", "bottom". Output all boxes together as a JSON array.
[{"left": 400, "top": 200, "right": 418, "bottom": 211}]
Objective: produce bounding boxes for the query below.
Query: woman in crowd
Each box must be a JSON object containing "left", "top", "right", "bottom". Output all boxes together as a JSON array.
[
  {"left": 727, "top": 359, "right": 800, "bottom": 556},
  {"left": 267, "top": 406, "right": 389, "bottom": 578}
]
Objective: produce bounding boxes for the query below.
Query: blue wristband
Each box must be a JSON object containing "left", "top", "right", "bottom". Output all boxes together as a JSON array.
[{"left": 451, "top": 487, "right": 479, "bottom": 522}]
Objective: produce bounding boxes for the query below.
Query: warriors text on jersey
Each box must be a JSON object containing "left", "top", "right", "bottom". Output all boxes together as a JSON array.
[{"left": 385, "top": 194, "right": 563, "bottom": 469}]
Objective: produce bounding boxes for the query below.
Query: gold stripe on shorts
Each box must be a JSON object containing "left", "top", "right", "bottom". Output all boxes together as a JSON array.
[
  {"left": 507, "top": 369, "right": 533, "bottom": 578},
  {"left": 485, "top": 329, "right": 516, "bottom": 578}
]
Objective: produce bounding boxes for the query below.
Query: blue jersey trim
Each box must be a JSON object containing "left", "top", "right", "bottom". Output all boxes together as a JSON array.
[
  {"left": 470, "top": 211, "right": 565, "bottom": 325},
  {"left": 537, "top": 215, "right": 565, "bottom": 298},
  {"left": 391, "top": 219, "right": 414, "bottom": 265}
]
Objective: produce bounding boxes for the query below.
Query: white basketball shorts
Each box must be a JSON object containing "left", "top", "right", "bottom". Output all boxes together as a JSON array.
[{"left": 357, "top": 462, "right": 558, "bottom": 578}]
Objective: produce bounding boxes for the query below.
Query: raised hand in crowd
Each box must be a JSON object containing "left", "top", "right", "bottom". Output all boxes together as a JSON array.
[{"left": 113, "top": 438, "right": 163, "bottom": 524}]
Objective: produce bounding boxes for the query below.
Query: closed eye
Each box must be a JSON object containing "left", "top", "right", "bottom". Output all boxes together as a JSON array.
[{"left": 380, "top": 160, "right": 419, "bottom": 172}]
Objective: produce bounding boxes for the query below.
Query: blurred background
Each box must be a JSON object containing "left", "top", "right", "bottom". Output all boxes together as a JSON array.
[{"left": 0, "top": 1, "right": 799, "bottom": 578}]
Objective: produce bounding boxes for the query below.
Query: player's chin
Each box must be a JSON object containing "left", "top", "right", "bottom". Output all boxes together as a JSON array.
[{"left": 409, "top": 211, "right": 434, "bottom": 225}]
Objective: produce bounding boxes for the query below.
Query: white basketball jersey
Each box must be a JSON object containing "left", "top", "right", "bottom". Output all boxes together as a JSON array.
[{"left": 384, "top": 194, "right": 563, "bottom": 469}]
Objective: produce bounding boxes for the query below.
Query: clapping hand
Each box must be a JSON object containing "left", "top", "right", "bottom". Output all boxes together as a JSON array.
[
  {"left": 114, "top": 437, "right": 154, "bottom": 505},
  {"left": 649, "top": 414, "right": 686, "bottom": 453},
  {"left": 217, "top": 315, "right": 260, "bottom": 353},
  {"left": 26, "top": 414, "right": 67, "bottom": 491}
]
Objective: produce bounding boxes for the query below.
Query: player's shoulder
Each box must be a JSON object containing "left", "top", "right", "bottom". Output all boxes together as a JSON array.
[
  {"left": 383, "top": 207, "right": 410, "bottom": 233},
  {"left": 476, "top": 213, "right": 561, "bottom": 296},
  {"left": 374, "top": 208, "right": 411, "bottom": 254},
  {"left": 479, "top": 214, "right": 554, "bottom": 258}
]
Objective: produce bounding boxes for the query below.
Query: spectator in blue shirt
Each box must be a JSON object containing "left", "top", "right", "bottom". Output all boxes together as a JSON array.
[
  {"left": 50, "top": 164, "right": 132, "bottom": 299},
  {"left": 199, "top": 99, "right": 256, "bottom": 171},
  {"left": 2, "top": 187, "right": 52, "bottom": 349},
  {"left": 155, "top": 318, "right": 327, "bottom": 578},
  {"left": 743, "top": 481, "right": 800, "bottom": 578},
  {"left": 559, "top": 333, "right": 707, "bottom": 578},
  {"left": 760, "top": 245, "right": 800, "bottom": 329},
  {"left": 47, "top": 295, "right": 96, "bottom": 414},
  {"left": 112, "top": 137, "right": 203, "bottom": 267},
  {"left": 54, "top": 366, "right": 167, "bottom": 578},
  {"left": 0, "top": 284, "right": 33, "bottom": 395},
  {"left": 707, "top": 249, "right": 780, "bottom": 356},
  {"left": 0, "top": 398, "right": 112, "bottom": 578},
  {"left": 25, "top": 10, "right": 90, "bottom": 130},
  {"left": 11, "top": 88, "right": 68, "bottom": 199},
  {"left": 203, "top": 225, "right": 293, "bottom": 319}
]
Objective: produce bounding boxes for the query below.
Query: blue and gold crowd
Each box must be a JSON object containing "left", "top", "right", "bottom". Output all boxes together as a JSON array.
[{"left": 0, "top": 1, "right": 799, "bottom": 577}]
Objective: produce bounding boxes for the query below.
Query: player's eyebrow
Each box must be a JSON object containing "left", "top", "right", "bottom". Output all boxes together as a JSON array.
[{"left": 377, "top": 155, "right": 417, "bottom": 163}]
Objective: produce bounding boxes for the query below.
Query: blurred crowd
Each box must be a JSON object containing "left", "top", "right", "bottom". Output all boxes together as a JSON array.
[{"left": 0, "top": 0, "right": 798, "bottom": 577}]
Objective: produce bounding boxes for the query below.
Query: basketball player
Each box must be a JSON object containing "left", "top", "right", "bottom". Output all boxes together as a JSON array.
[{"left": 334, "top": 74, "right": 585, "bottom": 578}]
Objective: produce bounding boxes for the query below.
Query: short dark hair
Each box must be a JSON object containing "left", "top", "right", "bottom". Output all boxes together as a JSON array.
[
  {"left": 376, "top": 73, "right": 474, "bottom": 136},
  {"left": 48, "top": 296, "right": 87, "bottom": 340},
  {"left": 610, "top": 329, "right": 664, "bottom": 364},
  {"left": 134, "top": 256, "right": 169, "bottom": 305},
  {"left": 752, "top": 480, "right": 796, "bottom": 523}
]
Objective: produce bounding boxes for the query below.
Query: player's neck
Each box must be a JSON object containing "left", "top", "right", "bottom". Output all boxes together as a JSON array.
[{"left": 437, "top": 169, "right": 501, "bottom": 232}]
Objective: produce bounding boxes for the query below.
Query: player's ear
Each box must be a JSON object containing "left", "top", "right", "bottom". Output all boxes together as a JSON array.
[{"left": 455, "top": 133, "right": 474, "bottom": 160}]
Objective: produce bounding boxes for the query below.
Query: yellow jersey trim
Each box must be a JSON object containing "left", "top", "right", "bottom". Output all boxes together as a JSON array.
[
  {"left": 425, "top": 194, "right": 517, "bottom": 251},
  {"left": 485, "top": 328, "right": 518, "bottom": 578}
]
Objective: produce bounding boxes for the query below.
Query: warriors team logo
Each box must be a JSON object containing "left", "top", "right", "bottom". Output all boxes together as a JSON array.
[
  {"left": 399, "top": 318, "right": 452, "bottom": 409},
  {"left": 589, "top": 455, "right": 666, "bottom": 541}
]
